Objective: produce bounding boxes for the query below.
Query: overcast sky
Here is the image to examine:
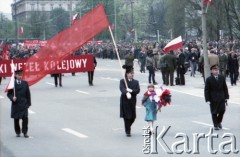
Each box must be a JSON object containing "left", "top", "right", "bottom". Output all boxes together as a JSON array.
[{"left": 0, "top": 0, "right": 13, "bottom": 13}]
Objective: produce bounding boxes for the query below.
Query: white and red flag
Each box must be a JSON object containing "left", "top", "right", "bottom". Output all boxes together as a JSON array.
[
  {"left": 5, "top": 60, "right": 16, "bottom": 92},
  {"left": 71, "top": 13, "right": 79, "bottom": 24},
  {"left": 163, "top": 36, "right": 183, "bottom": 53},
  {"left": 17, "top": 26, "right": 23, "bottom": 35}
]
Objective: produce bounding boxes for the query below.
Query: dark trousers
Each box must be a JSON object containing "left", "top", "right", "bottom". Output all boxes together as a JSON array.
[
  {"left": 165, "top": 71, "right": 174, "bottom": 85},
  {"left": 124, "top": 118, "right": 135, "bottom": 134},
  {"left": 212, "top": 111, "right": 225, "bottom": 127},
  {"left": 177, "top": 69, "right": 185, "bottom": 85},
  {"left": 161, "top": 70, "right": 166, "bottom": 84},
  {"left": 54, "top": 74, "right": 62, "bottom": 86},
  {"left": 230, "top": 72, "right": 238, "bottom": 85},
  {"left": 148, "top": 66, "right": 156, "bottom": 83},
  {"left": 14, "top": 117, "right": 28, "bottom": 135},
  {"left": 88, "top": 71, "right": 94, "bottom": 85},
  {"left": 140, "top": 62, "right": 145, "bottom": 73}
]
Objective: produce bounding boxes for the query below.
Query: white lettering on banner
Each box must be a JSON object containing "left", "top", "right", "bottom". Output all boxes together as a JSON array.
[
  {"left": 70, "top": 60, "right": 75, "bottom": 69},
  {"left": 0, "top": 64, "right": 7, "bottom": 73},
  {"left": 44, "top": 61, "right": 49, "bottom": 71},
  {"left": 75, "top": 59, "right": 81, "bottom": 68},
  {"left": 82, "top": 59, "right": 87, "bottom": 68}
]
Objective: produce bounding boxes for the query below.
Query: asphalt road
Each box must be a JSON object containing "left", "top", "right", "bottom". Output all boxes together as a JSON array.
[{"left": 0, "top": 58, "right": 239, "bottom": 157}]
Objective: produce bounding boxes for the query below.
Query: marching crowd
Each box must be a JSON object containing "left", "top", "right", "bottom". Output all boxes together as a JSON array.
[{"left": 0, "top": 38, "right": 239, "bottom": 138}]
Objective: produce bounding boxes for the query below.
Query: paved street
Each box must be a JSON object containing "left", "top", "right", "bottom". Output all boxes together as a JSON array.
[{"left": 0, "top": 58, "right": 239, "bottom": 157}]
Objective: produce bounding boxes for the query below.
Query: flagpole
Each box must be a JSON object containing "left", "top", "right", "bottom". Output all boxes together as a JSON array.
[
  {"left": 108, "top": 26, "right": 128, "bottom": 89},
  {"left": 205, "top": 2, "right": 210, "bottom": 13}
]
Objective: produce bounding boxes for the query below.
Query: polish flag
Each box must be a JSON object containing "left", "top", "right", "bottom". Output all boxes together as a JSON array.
[
  {"left": 71, "top": 13, "right": 79, "bottom": 24},
  {"left": 5, "top": 60, "right": 16, "bottom": 92},
  {"left": 163, "top": 36, "right": 183, "bottom": 53}
]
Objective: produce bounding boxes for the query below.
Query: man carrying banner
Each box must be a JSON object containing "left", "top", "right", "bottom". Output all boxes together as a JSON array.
[
  {"left": 120, "top": 66, "right": 140, "bottom": 137},
  {"left": 7, "top": 70, "right": 31, "bottom": 138},
  {"left": 82, "top": 49, "right": 97, "bottom": 86}
]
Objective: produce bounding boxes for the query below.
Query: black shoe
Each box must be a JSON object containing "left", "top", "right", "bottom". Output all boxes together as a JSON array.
[
  {"left": 16, "top": 134, "right": 20, "bottom": 137},
  {"left": 60, "top": 84, "right": 62, "bottom": 87},
  {"left": 126, "top": 134, "right": 131, "bottom": 137},
  {"left": 24, "top": 134, "right": 29, "bottom": 138},
  {"left": 214, "top": 127, "right": 219, "bottom": 130},
  {"left": 153, "top": 82, "right": 158, "bottom": 85},
  {"left": 218, "top": 123, "right": 222, "bottom": 129},
  {"left": 55, "top": 84, "right": 57, "bottom": 87}
]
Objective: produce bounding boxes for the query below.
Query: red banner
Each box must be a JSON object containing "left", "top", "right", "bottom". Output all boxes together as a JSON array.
[
  {"left": 23, "top": 4, "right": 109, "bottom": 86},
  {"left": 0, "top": 55, "right": 94, "bottom": 77},
  {"left": 23, "top": 40, "right": 47, "bottom": 47}
]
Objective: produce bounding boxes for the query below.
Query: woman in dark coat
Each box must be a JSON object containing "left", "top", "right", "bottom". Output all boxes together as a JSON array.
[
  {"left": 120, "top": 66, "right": 140, "bottom": 137},
  {"left": 204, "top": 65, "right": 229, "bottom": 130},
  {"left": 7, "top": 70, "right": 31, "bottom": 138}
]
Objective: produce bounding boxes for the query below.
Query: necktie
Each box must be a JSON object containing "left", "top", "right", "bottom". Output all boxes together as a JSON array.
[
  {"left": 18, "top": 80, "right": 21, "bottom": 84},
  {"left": 215, "top": 76, "right": 218, "bottom": 80}
]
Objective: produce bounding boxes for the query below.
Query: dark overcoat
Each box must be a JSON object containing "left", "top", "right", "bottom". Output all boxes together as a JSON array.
[
  {"left": 120, "top": 79, "right": 140, "bottom": 119},
  {"left": 204, "top": 75, "right": 229, "bottom": 114},
  {"left": 7, "top": 80, "right": 31, "bottom": 119}
]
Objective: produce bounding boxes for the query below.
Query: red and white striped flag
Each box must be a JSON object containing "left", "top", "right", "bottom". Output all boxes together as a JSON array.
[
  {"left": 17, "top": 26, "right": 23, "bottom": 35},
  {"left": 5, "top": 60, "right": 16, "bottom": 92},
  {"left": 163, "top": 36, "right": 183, "bottom": 53},
  {"left": 71, "top": 13, "right": 79, "bottom": 24}
]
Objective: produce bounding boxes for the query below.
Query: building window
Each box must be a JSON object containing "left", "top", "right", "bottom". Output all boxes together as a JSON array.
[
  {"left": 68, "top": 4, "right": 71, "bottom": 11},
  {"left": 51, "top": 4, "right": 54, "bottom": 10},
  {"left": 31, "top": 4, "right": 35, "bottom": 11},
  {"left": 41, "top": 4, "right": 45, "bottom": 11}
]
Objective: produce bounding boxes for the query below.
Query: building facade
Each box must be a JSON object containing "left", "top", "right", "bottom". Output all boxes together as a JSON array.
[{"left": 11, "top": 0, "right": 79, "bottom": 20}]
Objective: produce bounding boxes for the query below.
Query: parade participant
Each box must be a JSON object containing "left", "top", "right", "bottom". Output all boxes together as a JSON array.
[
  {"left": 125, "top": 50, "right": 134, "bottom": 69},
  {"left": 142, "top": 84, "right": 159, "bottom": 134},
  {"left": 188, "top": 48, "right": 198, "bottom": 77},
  {"left": 218, "top": 49, "right": 228, "bottom": 78},
  {"left": 82, "top": 49, "right": 97, "bottom": 86},
  {"left": 162, "top": 50, "right": 177, "bottom": 86},
  {"left": 120, "top": 66, "right": 140, "bottom": 137},
  {"left": 146, "top": 50, "right": 158, "bottom": 84},
  {"left": 138, "top": 47, "right": 147, "bottom": 73},
  {"left": 228, "top": 52, "right": 239, "bottom": 86},
  {"left": 176, "top": 49, "right": 186, "bottom": 85},
  {"left": 204, "top": 65, "right": 229, "bottom": 130},
  {"left": 7, "top": 70, "right": 31, "bottom": 138},
  {"left": 52, "top": 73, "right": 62, "bottom": 87}
]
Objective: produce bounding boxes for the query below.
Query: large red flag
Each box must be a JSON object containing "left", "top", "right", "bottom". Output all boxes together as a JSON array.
[{"left": 22, "top": 4, "right": 109, "bottom": 86}]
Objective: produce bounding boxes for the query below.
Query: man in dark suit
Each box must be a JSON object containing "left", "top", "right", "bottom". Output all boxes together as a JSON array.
[
  {"left": 120, "top": 66, "right": 140, "bottom": 137},
  {"left": 177, "top": 49, "right": 186, "bottom": 85},
  {"left": 7, "top": 70, "right": 31, "bottom": 138},
  {"left": 83, "top": 49, "right": 97, "bottom": 86},
  {"left": 162, "top": 50, "right": 177, "bottom": 86},
  {"left": 204, "top": 65, "right": 229, "bottom": 130}
]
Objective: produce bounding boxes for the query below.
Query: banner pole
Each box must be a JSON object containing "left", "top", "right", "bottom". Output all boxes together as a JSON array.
[{"left": 108, "top": 26, "right": 128, "bottom": 89}]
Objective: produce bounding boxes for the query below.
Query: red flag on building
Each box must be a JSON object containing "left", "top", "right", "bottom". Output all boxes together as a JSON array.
[
  {"left": 17, "top": 26, "right": 24, "bottom": 35},
  {"left": 22, "top": 4, "right": 109, "bottom": 86},
  {"left": 163, "top": 36, "right": 183, "bottom": 53}
]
